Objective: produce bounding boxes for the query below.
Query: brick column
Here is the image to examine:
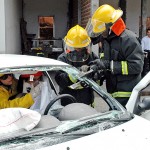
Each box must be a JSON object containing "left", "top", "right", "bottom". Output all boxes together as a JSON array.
[{"left": 81, "top": 0, "right": 91, "bottom": 28}]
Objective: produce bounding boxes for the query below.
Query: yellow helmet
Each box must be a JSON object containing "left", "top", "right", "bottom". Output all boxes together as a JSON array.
[
  {"left": 0, "top": 74, "right": 4, "bottom": 77},
  {"left": 86, "top": 4, "right": 123, "bottom": 36},
  {"left": 64, "top": 25, "right": 91, "bottom": 48}
]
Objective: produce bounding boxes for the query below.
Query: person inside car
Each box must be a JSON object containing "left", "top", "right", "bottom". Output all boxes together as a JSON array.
[
  {"left": 18, "top": 71, "right": 63, "bottom": 115},
  {"left": 0, "top": 73, "right": 41, "bottom": 109}
]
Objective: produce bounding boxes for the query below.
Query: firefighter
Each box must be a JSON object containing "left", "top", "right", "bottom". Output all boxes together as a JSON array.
[
  {"left": 0, "top": 73, "right": 41, "bottom": 108},
  {"left": 55, "top": 25, "right": 99, "bottom": 106},
  {"left": 86, "top": 4, "right": 144, "bottom": 107}
]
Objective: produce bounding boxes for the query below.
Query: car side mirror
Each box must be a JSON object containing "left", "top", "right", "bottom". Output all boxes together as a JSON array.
[{"left": 138, "top": 97, "right": 150, "bottom": 111}]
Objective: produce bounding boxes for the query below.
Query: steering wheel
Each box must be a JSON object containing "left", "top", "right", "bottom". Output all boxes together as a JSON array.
[{"left": 44, "top": 94, "right": 77, "bottom": 115}]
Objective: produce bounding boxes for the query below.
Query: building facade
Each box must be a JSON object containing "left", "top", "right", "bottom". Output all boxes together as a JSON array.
[{"left": 0, "top": 0, "right": 149, "bottom": 54}]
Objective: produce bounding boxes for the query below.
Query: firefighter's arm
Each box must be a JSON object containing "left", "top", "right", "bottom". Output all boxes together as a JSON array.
[
  {"left": 110, "top": 37, "right": 144, "bottom": 75},
  {"left": 55, "top": 71, "right": 74, "bottom": 89}
]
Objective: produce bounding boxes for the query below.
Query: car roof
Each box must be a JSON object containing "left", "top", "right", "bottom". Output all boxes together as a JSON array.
[{"left": 0, "top": 54, "right": 68, "bottom": 69}]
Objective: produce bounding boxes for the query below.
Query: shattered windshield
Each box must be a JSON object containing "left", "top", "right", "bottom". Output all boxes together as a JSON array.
[{"left": 0, "top": 110, "right": 132, "bottom": 150}]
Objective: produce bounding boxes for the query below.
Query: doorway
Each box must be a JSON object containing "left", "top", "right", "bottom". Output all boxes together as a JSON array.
[
  {"left": 38, "top": 16, "right": 54, "bottom": 40},
  {"left": 139, "top": 16, "right": 150, "bottom": 38}
]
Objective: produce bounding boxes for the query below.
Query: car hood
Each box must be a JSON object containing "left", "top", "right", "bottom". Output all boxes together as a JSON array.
[{"left": 41, "top": 115, "right": 150, "bottom": 150}]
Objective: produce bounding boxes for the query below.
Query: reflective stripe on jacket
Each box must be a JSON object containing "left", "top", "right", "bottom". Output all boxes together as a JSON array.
[
  {"left": 111, "top": 91, "right": 132, "bottom": 98},
  {"left": 121, "top": 61, "right": 128, "bottom": 75}
]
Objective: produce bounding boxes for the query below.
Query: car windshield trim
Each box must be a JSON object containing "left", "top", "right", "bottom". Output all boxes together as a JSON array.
[{"left": 0, "top": 66, "right": 70, "bottom": 74}]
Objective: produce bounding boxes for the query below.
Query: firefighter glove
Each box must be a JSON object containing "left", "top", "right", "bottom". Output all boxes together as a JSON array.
[
  {"left": 55, "top": 71, "right": 71, "bottom": 88},
  {"left": 89, "top": 59, "right": 110, "bottom": 71}
]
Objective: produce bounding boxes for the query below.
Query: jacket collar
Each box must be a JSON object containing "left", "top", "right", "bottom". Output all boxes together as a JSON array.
[{"left": 111, "top": 18, "right": 126, "bottom": 36}]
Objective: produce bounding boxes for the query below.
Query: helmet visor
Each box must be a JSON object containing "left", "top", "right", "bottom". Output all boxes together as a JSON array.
[
  {"left": 65, "top": 44, "right": 91, "bottom": 62},
  {"left": 86, "top": 18, "right": 106, "bottom": 38}
]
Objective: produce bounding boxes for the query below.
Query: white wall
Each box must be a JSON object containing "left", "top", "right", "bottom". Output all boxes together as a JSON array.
[
  {"left": 4, "top": 0, "right": 22, "bottom": 54},
  {"left": 0, "top": 0, "right": 6, "bottom": 54},
  {"left": 23, "top": 0, "right": 69, "bottom": 40},
  {"left": 147, "top": 1, "right": 150, "bottom": 17},
  {"left": 126, "top": 0, "right": 141, "bottom": 36}
]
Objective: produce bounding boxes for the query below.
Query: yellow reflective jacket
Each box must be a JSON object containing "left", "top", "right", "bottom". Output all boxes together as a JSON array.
[{"left": 0, "top": 83, "right": 34, "bottom": 109}]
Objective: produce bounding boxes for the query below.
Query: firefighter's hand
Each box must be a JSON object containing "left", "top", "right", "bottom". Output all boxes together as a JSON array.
[
  {"left": 55, "top": 71, "right": 71, "bottom": 88},
  {"left": 30, "top": 84, "right": 42, "bottom": 99},
  {"left": 80, "top": 65, "right": 90, "bottom": 72},
  {"left": 92, "top": 71, "right": 105, "bottom": 85},
  {"left": 89, "top": 59, "right": 110, "bottom": 71}
]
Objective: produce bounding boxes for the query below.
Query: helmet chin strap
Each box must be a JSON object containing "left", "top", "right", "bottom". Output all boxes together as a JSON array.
[{"left": 105, "top": 22, "right": 113, "bottom": 36}]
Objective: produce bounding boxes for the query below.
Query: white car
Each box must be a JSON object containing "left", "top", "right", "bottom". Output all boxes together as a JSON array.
[
  {"left": 0, "top": 54, "right": 150, "bottom": 150},
  {"left": 126, "top": 71, "right": 150, "bottom": 119}
]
